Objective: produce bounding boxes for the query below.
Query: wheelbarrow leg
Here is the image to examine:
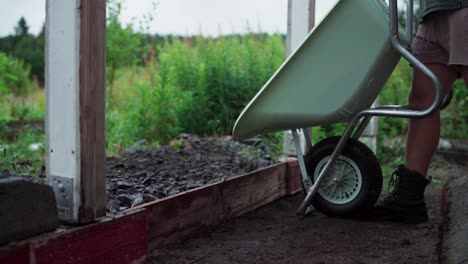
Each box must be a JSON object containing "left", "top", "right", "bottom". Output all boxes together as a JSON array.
[
  {"left": 291, "top": 129, "right": 312, "bottom": 189},
  {"left": 291, "top": 129, "right": 314, "bottom": 215},
  {"left": 301, "top": 127, "right": 313, "bottom": 151}
]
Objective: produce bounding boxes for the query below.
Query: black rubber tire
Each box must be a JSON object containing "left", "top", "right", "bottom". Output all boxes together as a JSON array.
[{"left": 304, "top": 136, "right": 382, "bottom": 218}]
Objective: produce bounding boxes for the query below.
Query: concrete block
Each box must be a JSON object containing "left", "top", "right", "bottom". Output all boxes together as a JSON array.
[{"left": 0, "top": 178, "right": 59, "bottom": 245}]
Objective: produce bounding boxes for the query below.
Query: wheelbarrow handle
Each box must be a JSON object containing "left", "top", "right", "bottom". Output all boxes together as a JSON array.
[{"left": 389, "top": 0, "right": 443, "bottom": 119}]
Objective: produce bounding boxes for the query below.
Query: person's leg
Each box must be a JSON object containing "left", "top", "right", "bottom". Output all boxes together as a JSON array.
[
  {"left": 372, "top": 64, "right": 459, "bottom": 224},
  {"left": 405, "top": 63, "right": 459, "bottom": 177}
]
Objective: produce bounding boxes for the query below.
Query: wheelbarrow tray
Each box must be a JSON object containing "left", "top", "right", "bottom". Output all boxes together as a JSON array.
[{"left": 233, "top": 0, "right": 402, "bottom": 140}]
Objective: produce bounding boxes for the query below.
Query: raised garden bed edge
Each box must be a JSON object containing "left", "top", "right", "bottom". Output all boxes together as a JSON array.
[{"left": 0, "top": 160, "right": 301, "bottom": 264}]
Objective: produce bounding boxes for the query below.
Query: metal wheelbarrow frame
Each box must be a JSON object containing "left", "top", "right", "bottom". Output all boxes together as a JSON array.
[
  {"left": 234, "top": 0, "right": 444, "bottom": 217},
  {"left": 294, "top": 0, "right": 443, "bottom": 217}
]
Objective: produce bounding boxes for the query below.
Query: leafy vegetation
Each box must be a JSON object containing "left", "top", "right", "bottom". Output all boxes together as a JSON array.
[
  {"left": 0, "top": 17, "right": 45, "bottom": 84},
  {"left": 0, "top": 51, "right": 33, "bottom": 96},
  {"left": 106, "top": 0, "right": 141, "bottom": 105},
  {"left": 0, "top": 127, "right": 45, "bottom": 176},
  {"left": 106, "top": 33, "right": 286, "bottom": 153}
]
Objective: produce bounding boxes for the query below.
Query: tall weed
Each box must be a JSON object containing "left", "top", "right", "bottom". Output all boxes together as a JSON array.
[
  {"left": 106, "top": 33, "right": 286, "bottom": 152},
  {"left": 160, "top": 34, "right": 285, "bottom": 135},
  {"left": 0, "top": 51, "right": 33, "bottom": 96}
]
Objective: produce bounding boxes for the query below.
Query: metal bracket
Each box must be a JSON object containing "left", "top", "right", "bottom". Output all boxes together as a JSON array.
[
  {"left": 50, "top": 175, "right": 74, "bottom": 221},
  {"left": 291, "top": 129, "right": 313, "bottom": 187}
]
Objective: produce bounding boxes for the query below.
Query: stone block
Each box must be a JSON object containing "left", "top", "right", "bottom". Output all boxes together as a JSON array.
[{"left": 0, "top": 178, "right": 59, "bottom": 245}]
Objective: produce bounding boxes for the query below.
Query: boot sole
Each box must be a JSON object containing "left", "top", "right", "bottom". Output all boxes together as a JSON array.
[{"left": 366, "top": 207, "right": 428, "bottom": 224}]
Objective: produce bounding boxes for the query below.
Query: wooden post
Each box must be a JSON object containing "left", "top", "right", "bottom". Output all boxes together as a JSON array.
[
  {"left": 286, "top": 0, "right": 315, "bottom": 55},
  {"left": 46, "top": 0, "right": 106, "bottom": 224},
  {"left": 284, "top": 0, "right": 315, "bottom": 156}
]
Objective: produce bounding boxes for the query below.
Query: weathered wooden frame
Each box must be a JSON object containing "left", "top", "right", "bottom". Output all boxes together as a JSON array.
[
  {"left": 0, "top": 161, "right": 302, "bottom": 264},
  {"left": 46, "top": 0, "right": 106, "bottom": 224}
]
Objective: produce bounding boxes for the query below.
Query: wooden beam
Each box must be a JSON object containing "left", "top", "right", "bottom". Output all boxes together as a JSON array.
[
  {"left": 78, "top": 0, "right": 107, "bottom": 222},
  {"left": 46, "top": 0, "right": 106, "bottom": 224},
  {"left": 286, "top": 0, "right": 315, "bottom": 56},
  {"left": 309, "top": 0, "right": 316, "bottom": 30}
]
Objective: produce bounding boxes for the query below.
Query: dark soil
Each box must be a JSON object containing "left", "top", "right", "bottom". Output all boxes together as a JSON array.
[
  {"left": 105, "top": 134, "right": 274, "bottom": 213},
  {"left": 144, "top": 152, "right": 468, "bottom": 264},
  {"left": 1, "top": 134, "right": 273, "bottom": 214},
  {"left": 146, "top": 190, "right": 442, "bottom": 264}
]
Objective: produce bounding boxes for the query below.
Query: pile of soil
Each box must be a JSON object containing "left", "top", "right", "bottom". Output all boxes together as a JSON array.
[{"left": 105, "top": 134, "right": 274, "bottom": 213}]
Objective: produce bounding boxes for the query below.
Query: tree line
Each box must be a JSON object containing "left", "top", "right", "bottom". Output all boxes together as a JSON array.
[{"left": 0, "top": 16, "right": 282, "bottom": 88}]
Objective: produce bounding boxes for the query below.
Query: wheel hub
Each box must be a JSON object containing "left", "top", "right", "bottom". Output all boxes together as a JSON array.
[{"left": 314, "top": 155, "right": 362, "bottom": 205}]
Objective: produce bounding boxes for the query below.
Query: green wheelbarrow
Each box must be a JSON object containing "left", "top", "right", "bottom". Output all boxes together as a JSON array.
[{"left": 232, "top": 0, "right": 444, "bottom": 217}]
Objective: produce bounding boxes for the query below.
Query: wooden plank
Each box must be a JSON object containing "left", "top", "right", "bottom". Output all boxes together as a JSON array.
[
  {"left": 141, "top": 184, "right": 223, "bottom": 250},
  {"left": 0, "top": 242, "right": 30, "bottom": 264},
  {"left": 286, "top": 159, "right": 303, "bottom": 195},
  {"left": 32, "top": 210, "right": 147, "bottom": 264},
  {"left": 78, "top": 0, "right": 107, "bottom": 222},
  {"left": 143, "top": 163, "right": 290, "bottom": 250},
  {"left": 220, "top": 163, "right": 288, "bottom": 218},
  {"left": 0, "top": 162, "right": 299, "bottom": 262}
]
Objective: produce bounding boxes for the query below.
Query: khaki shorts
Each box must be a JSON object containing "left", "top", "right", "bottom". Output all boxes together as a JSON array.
[{"left": 412, "top": 7, "right": 468, "bottom": 67}]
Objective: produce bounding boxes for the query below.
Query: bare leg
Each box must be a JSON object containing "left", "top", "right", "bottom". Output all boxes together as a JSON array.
[{"left": 405, "top": 64, "right": 459, "bottom": 176}]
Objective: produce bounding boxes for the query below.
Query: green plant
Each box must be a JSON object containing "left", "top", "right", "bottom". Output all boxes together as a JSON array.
[
  {"left": 441, "top": 79, "right": 468, "bottom": 139},
  {"left": 0, "top": 127, "right": 45, "bottom": 176},
  {"left": 376, "top": 61, "right": 412, "bottom": 175},
  {"left": 0, "top": 82, "right": 12, "bottom": 121},
  {"left": 160, "top": 33, "right": 285, "bottom": 136},
  {"left": 171, "top": 139, "right": 183, "bottom": 151},
  {"left": 129, "top": 59, "right": 179, "bottom": 144},
  {"left": 0, "top": 51, "right": 33, "bottom": 96},
  {"left": 106, "top": 106, "right": 131, "bottom": 154},
  {"left": 10, "top": 101, "right": 32, "bottom": 121},
  {"left": 0, "top": 17, "right": 45, "bottom": 84},
  {"left": 255, "top": 132, "right": 284, "bottom": 161},
  {"left": 312, "top": 123, "right": 347, "bottom": 143},
  {"left": 106, "top": 0, "right": 141, "bottom": 105}
]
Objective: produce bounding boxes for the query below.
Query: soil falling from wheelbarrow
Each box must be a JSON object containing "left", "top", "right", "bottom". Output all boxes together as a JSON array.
[{"left": 105, "top": 134, "right": 275, "bottom": 213}]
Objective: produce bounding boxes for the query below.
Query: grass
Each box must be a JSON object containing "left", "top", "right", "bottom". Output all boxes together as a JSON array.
[
  {"left": 1, "top": 87, "right": 45, "bottom": 122},
  {"left": 0, "top": 127, "right": 45, "bottom": 177}
]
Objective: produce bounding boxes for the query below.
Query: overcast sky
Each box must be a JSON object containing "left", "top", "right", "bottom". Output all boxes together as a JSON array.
[{"left": 0, "top": 0, "right": 341, "bottom": 37}]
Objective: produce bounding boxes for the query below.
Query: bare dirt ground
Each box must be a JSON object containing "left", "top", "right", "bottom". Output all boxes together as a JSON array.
[{"left": 145, "top": 151, "right": 468, "bottom": 264}]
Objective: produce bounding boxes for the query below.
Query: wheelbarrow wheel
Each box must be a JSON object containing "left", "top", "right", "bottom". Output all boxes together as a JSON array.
[{"left": 305, "top": 136, "right": 382, "bottom": 217}]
